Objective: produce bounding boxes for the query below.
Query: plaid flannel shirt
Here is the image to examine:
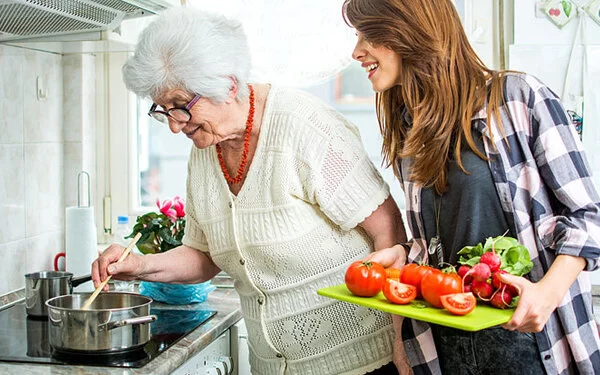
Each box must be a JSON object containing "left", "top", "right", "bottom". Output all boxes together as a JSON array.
[{"left": 399, "top": 73, "right": 600, "bottom": 375}]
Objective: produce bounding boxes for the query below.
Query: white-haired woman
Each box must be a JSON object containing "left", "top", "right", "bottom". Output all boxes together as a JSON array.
[{"left": 92, "top": 7, "right": 409, "bottom": 375}]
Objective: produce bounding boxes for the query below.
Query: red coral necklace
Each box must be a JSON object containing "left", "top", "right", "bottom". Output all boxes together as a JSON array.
[{"left": 216, "top": 85, "right": 255, "bottom": 185}]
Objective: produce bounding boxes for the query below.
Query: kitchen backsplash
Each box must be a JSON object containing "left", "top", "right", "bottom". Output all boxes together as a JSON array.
[{"left": 0, "top": 43, "right": 97, "bottom": 295}]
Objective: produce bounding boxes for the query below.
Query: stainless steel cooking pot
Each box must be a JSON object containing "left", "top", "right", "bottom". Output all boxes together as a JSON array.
[
  {"left": 25, "top": 271, "right": 92, "bottom": 317},
  {"left": 45, "top": 292, "right": 156, "bottom": 353}
]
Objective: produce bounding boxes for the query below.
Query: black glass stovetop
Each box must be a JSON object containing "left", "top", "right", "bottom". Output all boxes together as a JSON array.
[{"left": 0, "top": 302, "right": 216, "bottom": 368}]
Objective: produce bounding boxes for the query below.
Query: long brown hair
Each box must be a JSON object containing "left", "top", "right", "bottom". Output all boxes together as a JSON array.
[{"left": 343, "top": 0, "right": 507, "bottom": 195}]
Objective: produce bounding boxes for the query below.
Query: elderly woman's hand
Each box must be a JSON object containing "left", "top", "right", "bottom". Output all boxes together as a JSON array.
[
  {"left": 364, "top": 244, "right": 408, "bottom": 269},
  {"left": 91, "top": 244, "right": 146, "bottom": 290}
]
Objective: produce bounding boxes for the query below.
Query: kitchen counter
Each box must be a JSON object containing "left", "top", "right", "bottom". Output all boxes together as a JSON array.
[{"left": 0, "top": 284, "right": 242, "bottom": 375}]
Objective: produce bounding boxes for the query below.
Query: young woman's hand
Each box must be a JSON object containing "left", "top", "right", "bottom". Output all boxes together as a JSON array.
[{"left": 497, "top": 273, "right": 558, "bottom": 332}]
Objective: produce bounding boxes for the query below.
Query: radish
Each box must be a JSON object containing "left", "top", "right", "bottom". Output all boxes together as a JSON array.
[
  {"left": 458, "top": 265, "right": 473, "bottom": 285},
  {"left": 463, "top": 283, "right": 472, "bottom": 293},
  {"left": 480, "top": 251, "right": 501, "bottom": 272},
  {"left": 464, "top": 262, "right": 491, "bottom": 283},
  {"left": 490, "top": 289, "right": 513, "bottom": 309},
  {"left": 471, "top": 280, "right": 493, "bottom": 299},
  {"left": 457, "top": 265, "right": 471, "bottom": 278},
  {"left": 491, "top": 270, "right": 519, "bottom": 296}
]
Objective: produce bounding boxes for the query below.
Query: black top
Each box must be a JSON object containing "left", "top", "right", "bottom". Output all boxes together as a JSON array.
[{"left": 421, "top": 133, "right": 515, "bottom": 267}]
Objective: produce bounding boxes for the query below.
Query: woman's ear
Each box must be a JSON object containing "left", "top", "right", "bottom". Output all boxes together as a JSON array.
[{"left": 226, "top": 76, "right": 238, "bottom": 104}]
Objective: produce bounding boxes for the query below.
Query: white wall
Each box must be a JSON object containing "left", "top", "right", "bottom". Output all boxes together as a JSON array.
[{"left": 0, "top": 44, "right": 97, "bottom": 295}]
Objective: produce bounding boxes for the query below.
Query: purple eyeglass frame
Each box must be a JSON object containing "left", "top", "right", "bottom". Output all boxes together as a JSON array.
[{"left": 148, "top": 95, "right": 202, "bottom": 123}]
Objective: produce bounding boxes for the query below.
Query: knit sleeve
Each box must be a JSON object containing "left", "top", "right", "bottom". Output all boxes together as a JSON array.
[
  {"left": 310, "top": 108, "right": 390, "bottom": 231},
  {"left": 181, "top": 149, "right": 210, "bottom": 253}
]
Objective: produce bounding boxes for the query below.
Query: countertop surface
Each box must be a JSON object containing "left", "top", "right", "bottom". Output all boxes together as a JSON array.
[{"left": 0, "top": 282, "right": 242, "bottom": 375}]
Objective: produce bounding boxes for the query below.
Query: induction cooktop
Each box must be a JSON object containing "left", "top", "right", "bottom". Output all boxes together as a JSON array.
[{"left": 0, "top": 301, "right": 216, "bottom": 368}]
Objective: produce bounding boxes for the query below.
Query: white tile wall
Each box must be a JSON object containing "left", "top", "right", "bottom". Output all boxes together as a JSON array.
[
  {"left": 0, "top": 47, "right": 24, "bottom": 144},
  {"left": 0, "top": 44, "right": 96, "bottom": 296}
]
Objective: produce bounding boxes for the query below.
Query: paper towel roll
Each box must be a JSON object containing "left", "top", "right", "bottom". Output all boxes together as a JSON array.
[{"left": 65, "top": 206, "right": 97, "bottom": 292}]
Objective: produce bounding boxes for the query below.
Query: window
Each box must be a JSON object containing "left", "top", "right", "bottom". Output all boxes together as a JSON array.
[{"left": 136, "top": 97, "right": 190, "bottom": 208}]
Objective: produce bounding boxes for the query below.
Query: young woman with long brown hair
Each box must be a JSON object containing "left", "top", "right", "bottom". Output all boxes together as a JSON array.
[{"left": 343, "top": 0, "right": 600, "bottom": 374}]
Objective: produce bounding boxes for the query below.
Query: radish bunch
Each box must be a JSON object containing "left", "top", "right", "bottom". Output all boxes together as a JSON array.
[{"left": 457, "top": 234, "right": 533, "bottom": 309}]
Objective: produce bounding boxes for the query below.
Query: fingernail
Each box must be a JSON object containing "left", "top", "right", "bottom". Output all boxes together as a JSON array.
[{"left": 108, "top": 266, "right": 115, "bottom": 273}]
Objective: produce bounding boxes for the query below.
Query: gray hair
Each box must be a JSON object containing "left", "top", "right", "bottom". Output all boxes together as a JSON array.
[{"left": 122, "top": 8, "right": 251, "bottom": 102}]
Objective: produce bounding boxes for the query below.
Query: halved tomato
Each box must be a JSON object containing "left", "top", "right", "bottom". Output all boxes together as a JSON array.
[
  {"left": 440, "top": 292, "right": 477, "bottom": 316},
  {"left": 382, "top": 279, "right": 417, "bottom": 305}
]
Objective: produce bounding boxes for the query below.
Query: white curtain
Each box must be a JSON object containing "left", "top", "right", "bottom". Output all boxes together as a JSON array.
[{"left": 188, "top": 0, "right": 356, "bottom": 87}]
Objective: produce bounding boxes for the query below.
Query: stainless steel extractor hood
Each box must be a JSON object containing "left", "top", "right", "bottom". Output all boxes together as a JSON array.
[{"left": 0, "top": 0, "right": 179, "bottom": 43}]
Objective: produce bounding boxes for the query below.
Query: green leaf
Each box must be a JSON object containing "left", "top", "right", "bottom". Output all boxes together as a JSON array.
[
  {"left": 499, "top": 245, "right": 533, "bottom": 276},
  {"left": 458, "top": 255, "right": 480, "bottom": 267},
  {"left": 457, "top": 243, "right": 483, "bottom": 258},
  {"left": 483, "top": 235, "right": 519, "bottom": 252},
  {"left": 562, "top": 0, "right": 572, "bottom": 17}
]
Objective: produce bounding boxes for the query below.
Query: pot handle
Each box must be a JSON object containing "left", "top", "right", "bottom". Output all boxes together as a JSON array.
[
  {"left": 98, "top": 315, "right": 157, "bottom": 331},
  {"left": 71, "top": 274, "right": 92, "bottom": 287}
]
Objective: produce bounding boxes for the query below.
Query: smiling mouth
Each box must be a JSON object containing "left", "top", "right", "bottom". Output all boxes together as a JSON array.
[
  {"left": 366, "top": 63, "right": 378, "bottom": 78},
  {"left": 366, "top": 63, "right": 378, "bottom": 72}
]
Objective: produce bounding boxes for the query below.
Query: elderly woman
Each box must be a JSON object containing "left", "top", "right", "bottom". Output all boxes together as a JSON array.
[{"left": 92, "top": 7, "right": 408, "bottom": 375}]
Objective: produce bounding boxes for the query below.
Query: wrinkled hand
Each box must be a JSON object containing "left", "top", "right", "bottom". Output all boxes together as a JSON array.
[
  {"left": 499, "top": 272, "right": 559, "bottom": 333},
  {"left": 392, "top": 315, "right": 413, "bottom": 375},
  {"left": 91, "top": 244, "right": 145, "bottom": 290},
  {"left": 364, "top": 244, "right": 408, "bottom": 269}
]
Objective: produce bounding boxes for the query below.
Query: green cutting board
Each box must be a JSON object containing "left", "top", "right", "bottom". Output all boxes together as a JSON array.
[{"left": 318, "top": 284, "right": 514, "bottom": 332}]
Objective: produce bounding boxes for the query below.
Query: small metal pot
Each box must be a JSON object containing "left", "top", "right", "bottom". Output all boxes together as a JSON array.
[
  {"left": 25, "top": 271, "right": 92, "bottom": 317},
  {"left": 45, "top": 292, "right": 156, "bottom": 353}
]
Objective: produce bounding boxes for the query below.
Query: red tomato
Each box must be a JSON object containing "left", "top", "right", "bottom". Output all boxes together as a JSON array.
[
  {"left": 440, "top": 292, "right": 477, "bottom": 315},
  {"left": 400, "top": 264, "right": 434, "bottom": 298},
  {"left": 420, "top": 269, "right": 462, "bottom": 308},
  {"left": 345, "top": 261, "right": 386, "bottom": 297},
  {"left": 382, "top": 279, "right": 417, "bottom": 304}
]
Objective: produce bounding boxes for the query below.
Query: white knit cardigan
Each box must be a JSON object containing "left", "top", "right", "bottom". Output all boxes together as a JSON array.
[{"left": 182, "top": 87, "right": 395, "bottom": 375}]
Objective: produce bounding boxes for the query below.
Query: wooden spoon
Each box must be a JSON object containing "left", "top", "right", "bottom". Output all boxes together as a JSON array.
[{"left": 81, "top": 232, "right": 142, "bottom": 310}]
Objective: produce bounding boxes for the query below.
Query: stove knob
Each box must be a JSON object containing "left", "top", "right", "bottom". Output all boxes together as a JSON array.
[
  {"left": 205, "top": 361, "right": 225, "bottom": 375},
  {"left": 215, "top": 356, "right": 233, "bottom": 374}
]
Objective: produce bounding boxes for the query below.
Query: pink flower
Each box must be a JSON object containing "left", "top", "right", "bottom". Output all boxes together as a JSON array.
[
  {"left": 156, "top": 198, "right": 177, "bottom": 221},
  {"left": 172, "top": 196, "right": 185, "bottom": 218}
]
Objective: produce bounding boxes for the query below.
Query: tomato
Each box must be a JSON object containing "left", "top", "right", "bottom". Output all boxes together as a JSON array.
[
  {"left": 420, "top": 269, "right": 462, "bottom": 308},
  {"left": 400, "top": 264, "right": 434, "bottom": 298},
  {"left": 382, "top": 279, "right": 417, "bottom": 304},
  {"left": 345, "top": 261, "right": 386, "bottom": 297},
  {"left": 440, "top": 292, "right": 477, "bottom": 315},
  {"left": 385, "top": 267, "right": 403, "bottom": 281}
]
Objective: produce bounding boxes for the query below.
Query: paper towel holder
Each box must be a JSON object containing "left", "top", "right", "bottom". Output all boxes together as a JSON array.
[{"left": 78, "top": 171, "right": 91, "bottom": 208}]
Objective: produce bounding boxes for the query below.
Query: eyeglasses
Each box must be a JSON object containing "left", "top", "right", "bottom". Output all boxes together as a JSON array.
[{"left": 148, "top": 95, "right": 201, "bottom": 124}]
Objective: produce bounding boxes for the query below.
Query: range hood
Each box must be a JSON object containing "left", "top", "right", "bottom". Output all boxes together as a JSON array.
[{"left": 0, "top": 0, "right": 179, "bottom": 43}]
